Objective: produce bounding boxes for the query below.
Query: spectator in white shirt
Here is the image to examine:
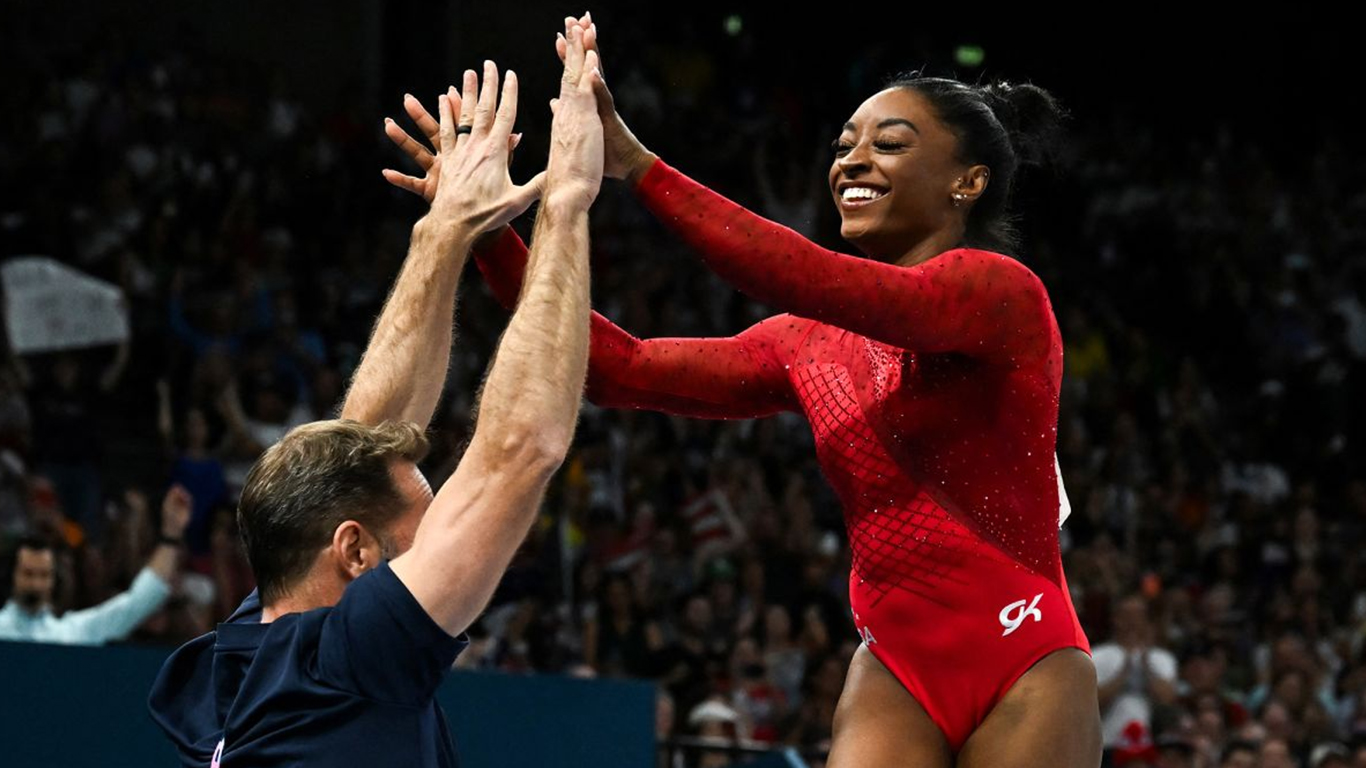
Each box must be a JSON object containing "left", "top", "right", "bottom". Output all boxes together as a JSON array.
[
  {"left": 1093, "top": 593, "right": 1180, "bottom": 755},
  {"left": 0, "top": 485, "right": 191, "bottom": 645}
]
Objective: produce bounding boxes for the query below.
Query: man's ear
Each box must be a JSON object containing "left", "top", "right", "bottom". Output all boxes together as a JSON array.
[{"left": 331, "top": 520, "right": 382, "bottom": 581}]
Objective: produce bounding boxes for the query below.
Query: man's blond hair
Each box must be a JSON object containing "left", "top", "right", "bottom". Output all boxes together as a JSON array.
[{"left": 237, "top": 419, "right": 430, "bottom": 604}]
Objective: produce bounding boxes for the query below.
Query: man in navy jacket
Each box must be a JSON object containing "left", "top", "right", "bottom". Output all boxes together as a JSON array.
[{"left": 149, "top": 26, "right": 606, "bottom": 767}]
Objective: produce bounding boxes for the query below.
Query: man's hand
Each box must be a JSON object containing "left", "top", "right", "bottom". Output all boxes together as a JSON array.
[
  {"left": 345, "top": 62, "right": 540, "bottom": 427},
  {"left": 385, "top": 25, "right": 598, "bottom": 639},
  {"left": 383, "top": 95, "right": 523, "bottom": 204},
  {"left": 161, "top": 485, "right": 193, "bottom": 540},
  {"left": 544, "top": 24, "right": 605, "bottom": 211},
  {"left": 556, "top": 13, "right": 656, "bottom": 185},
  {"left": 385, "top": 62, "right": 545, "bottom": 235}
]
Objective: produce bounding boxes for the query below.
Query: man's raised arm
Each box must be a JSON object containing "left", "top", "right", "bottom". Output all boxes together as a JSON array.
[
  {"left": 390, "top": 26, "right": 605, "bottom": 636},
  {"left": 341, "top": 63, "right": 543, "bottom": 428}
]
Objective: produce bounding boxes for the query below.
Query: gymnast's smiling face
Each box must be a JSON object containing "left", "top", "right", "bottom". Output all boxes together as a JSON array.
[{"left": 829, "top": 87, "right": 973, "bottom": 261}]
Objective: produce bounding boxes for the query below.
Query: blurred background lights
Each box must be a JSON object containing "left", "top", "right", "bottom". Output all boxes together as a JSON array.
[{"left": 955, "top": 45, "right": 986, "bottom": 67}]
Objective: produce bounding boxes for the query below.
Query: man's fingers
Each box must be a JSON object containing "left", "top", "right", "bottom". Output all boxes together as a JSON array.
[
  {"left": 562, "top": 25, "right": 585, "bottom": 87},
  {"left": 583, "top": 18, "right": 605, "bottom": 81},
  {"left": 581, "top": 51, "right": 600, "bottom": 94},
  {"left": 456, "top": 69, "right": 478, "bottom": 150},
  {"left": 583, "top": 23, "right": 598, "bottom": 57},
  {"left": 559, "top": 17, "right": 604, "bottom": 83},
  {"left": 404, "top": 93, "right": 442, "bottom": 150},
  {"left": 437, "top": 89, "right": 456, "bottom": 153},
  {"left": 473, "top": 60, "right": 499, "bottom": 135},
  {"left": 384, "top": 117, "right": 435, "bottom": 171},
  {"left": 491, "top": 69, "right": 518, "bottom": 141}
]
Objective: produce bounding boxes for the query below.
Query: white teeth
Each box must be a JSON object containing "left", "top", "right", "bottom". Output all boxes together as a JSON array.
[{"left": 841, "top": 187, "right": 886, "bottom": 202}]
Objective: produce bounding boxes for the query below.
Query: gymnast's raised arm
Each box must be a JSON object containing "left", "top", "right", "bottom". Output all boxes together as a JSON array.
[{"left": 568, "top": 17, "right": 1054, "bottom": 369}]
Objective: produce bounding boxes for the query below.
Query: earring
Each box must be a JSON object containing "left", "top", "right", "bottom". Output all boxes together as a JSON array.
[{"left": 952, "top": 192, "right": 968, "bottom": 207}]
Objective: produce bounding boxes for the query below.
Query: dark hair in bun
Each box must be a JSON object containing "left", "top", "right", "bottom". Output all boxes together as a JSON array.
[{"left": 885, "top": 73, "right": 1067, "bottom": 254}]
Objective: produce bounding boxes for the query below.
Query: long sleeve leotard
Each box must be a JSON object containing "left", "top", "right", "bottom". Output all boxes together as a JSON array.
[{"left": 474, "top": 159, "right": 1067, "bottom": 602}]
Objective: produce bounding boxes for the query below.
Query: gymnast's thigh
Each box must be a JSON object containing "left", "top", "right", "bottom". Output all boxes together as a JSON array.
[
  {"left": 954, "top": 648, "right": 1101, "bottom": 768},
  {"left": 826, "top": 644, "right": 952, "bottom": 768}
]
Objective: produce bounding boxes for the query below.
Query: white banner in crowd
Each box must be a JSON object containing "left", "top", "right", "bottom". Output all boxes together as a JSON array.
[{"left": 2, "top": 256, "right": 130, "bottom": 354}]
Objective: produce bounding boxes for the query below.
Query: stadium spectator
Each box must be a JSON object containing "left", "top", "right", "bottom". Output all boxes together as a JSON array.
[
  {"left": 1095, "top": 594, "right": 1181, "bottom": 758},
  {"left": 0, "top": 485, "right": 190, "bottom": 644}
]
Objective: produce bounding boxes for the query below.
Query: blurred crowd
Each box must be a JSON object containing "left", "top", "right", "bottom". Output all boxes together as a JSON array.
[{"left": 2, "top": 16, "right": 1364, "bottom": 768}]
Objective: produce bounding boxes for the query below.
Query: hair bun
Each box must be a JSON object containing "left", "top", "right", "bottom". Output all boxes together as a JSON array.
[
  {"left": 878, "top": 72, "right": 1068, "bottom": 253},
  {"left": 979, "top": 82, "right": 1067, "bottom": 167}
]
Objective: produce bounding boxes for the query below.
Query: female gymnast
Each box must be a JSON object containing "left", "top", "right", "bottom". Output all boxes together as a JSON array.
[{"left": 383, "top": 17, "right": 1100, "bottom": 768}]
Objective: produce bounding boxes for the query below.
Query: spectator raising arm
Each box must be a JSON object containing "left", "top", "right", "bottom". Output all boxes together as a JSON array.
[
  {"left": 0, "top": 486, "right": 191, "bottom": 646},
  {"left": 62, "top": 485, "right": 191, "bottom": 643}
]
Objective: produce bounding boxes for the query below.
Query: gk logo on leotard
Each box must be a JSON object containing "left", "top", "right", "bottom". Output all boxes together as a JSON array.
[{"left": 998, "top": 593, "right": 1044, "bottom": 637}]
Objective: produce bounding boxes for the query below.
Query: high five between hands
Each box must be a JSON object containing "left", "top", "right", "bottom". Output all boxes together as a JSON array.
[{"left": 382, "top": 13, "right": 654, "bottom": 217}]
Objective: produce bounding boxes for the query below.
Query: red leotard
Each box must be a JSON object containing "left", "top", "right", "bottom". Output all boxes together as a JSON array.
[{"left": 475, "top": 159, "right": 1089, "bottom": 751}]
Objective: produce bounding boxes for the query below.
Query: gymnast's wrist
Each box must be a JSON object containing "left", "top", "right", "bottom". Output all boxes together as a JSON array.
[{"left": 625, "top": 151, "right": 660, "bottom": 189}]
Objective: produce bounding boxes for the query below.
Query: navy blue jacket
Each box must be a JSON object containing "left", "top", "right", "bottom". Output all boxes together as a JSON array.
[{"left": 148, "top": 563, "right": 466, "bottom": 767}]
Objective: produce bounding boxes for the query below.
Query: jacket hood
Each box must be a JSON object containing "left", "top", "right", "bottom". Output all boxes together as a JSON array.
[{"left": 147, "top": 592, "right": 261, "bottom": 763}]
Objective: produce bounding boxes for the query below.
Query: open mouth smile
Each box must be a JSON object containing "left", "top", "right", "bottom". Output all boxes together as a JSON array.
[{"left": 837, "top": 184, "right": 888, "bottom": 209}]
